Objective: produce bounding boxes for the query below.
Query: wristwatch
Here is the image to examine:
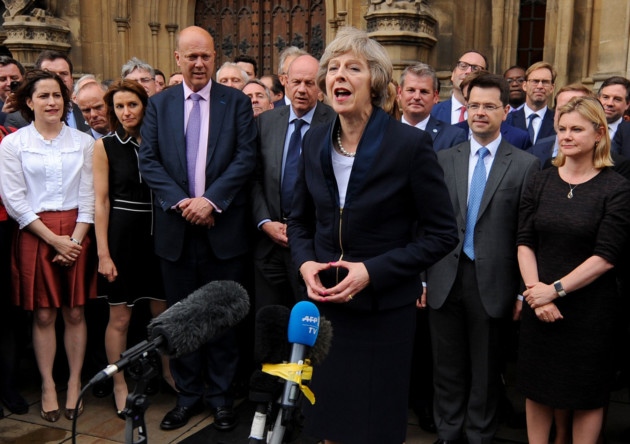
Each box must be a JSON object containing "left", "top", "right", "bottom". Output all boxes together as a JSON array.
[{"left": 553, "top": 280, "right": 567, "bottom": 297}]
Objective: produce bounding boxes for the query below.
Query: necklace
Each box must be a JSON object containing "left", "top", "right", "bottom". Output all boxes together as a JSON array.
[
  {"left": 563, "top": 167, "right": 595, "bottom": 199},
  {"left": 337, "top": 128, "right": 356, "bottom": 157}
]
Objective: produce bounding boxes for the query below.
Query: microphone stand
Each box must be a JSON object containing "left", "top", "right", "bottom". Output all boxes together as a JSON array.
[{"left": 119, "top": 344, "right": 160, "bottom": 444}]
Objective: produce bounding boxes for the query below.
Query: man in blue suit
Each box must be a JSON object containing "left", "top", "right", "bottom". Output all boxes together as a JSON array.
[
  {"left": 431, "top": 51, "right": 488, "bottom": 125},
  {"left": 505, "top": 61, "right": 556, "bottom": 144},
  {"left": 398, "top": 63, "right": 467, "bottom": 151},
  {"left": 139, "top": 26, "right": 257, "bottom": 432}
]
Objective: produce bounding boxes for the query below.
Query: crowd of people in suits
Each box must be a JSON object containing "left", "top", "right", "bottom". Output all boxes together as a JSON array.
[{"left": 0, "top": 23, "right": 629, "bottom": 444}]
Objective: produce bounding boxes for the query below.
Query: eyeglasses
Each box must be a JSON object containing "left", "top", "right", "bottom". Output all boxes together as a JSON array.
[
  {"left": 527, "top": 79, "right": 553, "bottom": 87},
  {"left": 137, "top": 77, "right": 155, "bottom": 84},
  {"left": 466, "top": 103, "right": 503, "bottom": 112},
  {"left": 456, "top": 61, "right": 484, "bottom": 72},
  {"left": 506, "top": 78, "right": 525, "bottom": 85}
]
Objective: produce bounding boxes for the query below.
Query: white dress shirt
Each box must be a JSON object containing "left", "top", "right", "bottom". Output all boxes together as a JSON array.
[
  {"left": 467, "top": 135, "right": 502, "bottom": 200},
  {"left": 0, "top": 123, "right": 95, "bottom": 229}
]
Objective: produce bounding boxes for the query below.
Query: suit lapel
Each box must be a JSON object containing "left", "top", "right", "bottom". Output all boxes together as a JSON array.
[
  {"left": 271, "top": 107, "right": 290, "bottom": 184},
  {"left": 207, "top": 85, "right": 228, "bottom": 167},
  {"left": 454, "top": 143, "right": 471, "bottom": 220},
  {"left": 426, "top": 117, "right": 440, "bottom": 141},
  {"left": 169, "top": 86, "right": 187, "bottom": 173},
  {"left": 477, "top": 140, "right": 512, "bottom": 219}
]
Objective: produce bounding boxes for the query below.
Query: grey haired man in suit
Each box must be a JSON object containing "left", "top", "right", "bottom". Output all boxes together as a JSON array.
[
  {"left": 426, "top": 73, "right": 539, "bottom": 444},
  {"left": 251, "top": 54, "right": 335, "bottom": 310}
]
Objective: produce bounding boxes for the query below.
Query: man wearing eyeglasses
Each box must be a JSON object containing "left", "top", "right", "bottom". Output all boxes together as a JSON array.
[
  {"left": 503, "top": 66, "right": 526, "bottom": 112},
  {"left": 431, "top": 50, "right": 488, "bottom": 125},
  {"left": 506, "top": 61, "right": 556, "bottom": 144},
  {"left": 427, "top": 73, "right": 539, "bottom": 444},
  {"left": 122, "top": 57, "right": 158, "bottom": 97}
]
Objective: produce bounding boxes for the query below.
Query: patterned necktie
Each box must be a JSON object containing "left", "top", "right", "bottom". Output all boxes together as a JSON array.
[
  {"left": 281, "top": 119, "right": 305, "bottom": 216},
  {"left": 186, "top": 93, "right": 202, "bottom": 197},
  {"left": 458, "top": 106, "right": 466, "bottom": 123},
  {"left": 463, "top": 147, "right": 490, "bottom": 260},
  {"left": 527, "top": 113, "right": 539, "bottom": 144}
]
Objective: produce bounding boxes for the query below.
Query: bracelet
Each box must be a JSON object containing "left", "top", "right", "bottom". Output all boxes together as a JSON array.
[{"left": 70, "top": 237, "right": 82, "bottom": 246}]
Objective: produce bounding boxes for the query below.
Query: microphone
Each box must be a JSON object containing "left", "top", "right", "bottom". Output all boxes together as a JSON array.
[
  {"left": 89, "top": 280, "right": 250, "bottom": 385},
  {"left": 280, "top": 301, "right": 320, "bottom": 408},
  {"left": 249, "top": 305, "right": 290, "bottom": 443},
  {"left": 148, "top": 280, "right": 250, "bottom": 357}
]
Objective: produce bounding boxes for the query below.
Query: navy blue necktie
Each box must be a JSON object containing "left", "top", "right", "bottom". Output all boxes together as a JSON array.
[
  {"left": 281, "top": 119, "right": 305, "bottom": 216},
  {"left": 527, "top": 113, "right": 539, "bottom": 144},
  {"left": 186, "top": 93, "right": 202, "bottom": 197},
  {"left": 463, "top": 147, "right": 490, "bottom": 260}
]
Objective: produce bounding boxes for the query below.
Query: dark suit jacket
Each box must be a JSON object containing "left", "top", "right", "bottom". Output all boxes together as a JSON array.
[
  {"left": 138, "top": 82, "right": 257, "bottom": 262},
  {"left": 424, "top": 116, "right": 467, "bottom": 152},
  {"left": 506, "top": 106, "right": 555, "bottom": 144},
  {"left": 4, "top": 103, "right": 91, "bottom": 134},
  {"left": 430, "top": 97, "right": 455, "bottom": 124},
  {"left": 272, "top": 99, "right": 287, "bottom": 109},
  {"left": 527, "top": 135, "right": 556, "bottom": 166},
  {"left": 426, "top": 140, "right": 540, "bottom": 318},
  {"left": 288, "top": 108, "right": 458, "bottom": 312},
  {"left": 612, "top": 120, "right": 630, "bottom": 157},
  {"left": 456, "top": 120, "right": 532, "bottom": 150},
  {"left": 252, "top": 101, "right": 335, "bottom": 259}
]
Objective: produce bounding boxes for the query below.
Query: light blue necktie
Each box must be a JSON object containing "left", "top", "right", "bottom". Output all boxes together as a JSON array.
[
  {"left": 463, "top": 147, "right": 490, "bottom": 260},
  {"left": 186, "top": 93, "right": 202, "bottom": 197},
  {"left": 527, "top": 113, "right": 539, "bottom": 144}
]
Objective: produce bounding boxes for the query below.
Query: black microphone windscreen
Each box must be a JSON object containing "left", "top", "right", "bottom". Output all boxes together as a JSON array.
[
  {"left": 253, "top": 305, "right": 290, "bottom": 364},
  {"left": 147, "top": 280, "right": 250, "bottom": 357},
  {"left": 249, "top": 369, "right": 282, "bottom": 403},
  {"left": 307, "top": 316, "right": 332, "bottom": 365}
]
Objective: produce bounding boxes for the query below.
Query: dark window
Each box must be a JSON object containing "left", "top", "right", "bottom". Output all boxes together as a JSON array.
[{"left": 517, "top": 0, "right": 547, "bottom": 67}]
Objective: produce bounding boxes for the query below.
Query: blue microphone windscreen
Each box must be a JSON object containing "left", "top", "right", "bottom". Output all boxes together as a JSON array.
[{"left": 287, "top": 301, "right": 319, "bottom": 346}]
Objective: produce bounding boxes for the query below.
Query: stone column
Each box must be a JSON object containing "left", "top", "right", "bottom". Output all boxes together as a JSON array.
[{"left": 364, "top": 0, "right": 438, "bottom": 78}]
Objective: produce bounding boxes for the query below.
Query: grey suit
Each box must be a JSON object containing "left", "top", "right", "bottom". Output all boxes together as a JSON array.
[
  {"left": 251, "top": 102, "right": 335, "bottom": 308},
  {"left": 426, "top": 140, "right": 539, "bottom": 443}
]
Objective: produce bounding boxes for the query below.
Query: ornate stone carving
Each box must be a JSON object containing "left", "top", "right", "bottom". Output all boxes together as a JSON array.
[
  {"left": 365, "top": 0, "right": 437, "bottom": 46},
  {"left": 1, "top": 0, "right": 70, "bottom": 67},
  {"left": 2, "top": 0, "right": 58, "bottom": 19}
]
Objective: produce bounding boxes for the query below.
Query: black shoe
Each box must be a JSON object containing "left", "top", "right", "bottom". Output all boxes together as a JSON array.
[
  {"left": 160, "top": 403, "right": 204, "bottom": 430},
  {"left": 213, "top": 405, "right": 237, "bottom": 431},
  {"left": 92, "top": 379, "right": 113, "bottom": 398},
  {"left": 1, "top": 390, "right": 29, "bottom": 415},
  {"left": 414, "top": 406, "right": 436, "bottom": 433}
]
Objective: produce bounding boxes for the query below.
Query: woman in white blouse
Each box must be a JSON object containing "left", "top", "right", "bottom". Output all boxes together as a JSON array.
[{"left": 0, "top": 69, "right": 96, "bottom": 422}]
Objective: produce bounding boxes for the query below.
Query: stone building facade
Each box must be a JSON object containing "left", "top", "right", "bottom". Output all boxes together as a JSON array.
[{"left": 0, "top": 0, "right": 627, "bottom": 98}]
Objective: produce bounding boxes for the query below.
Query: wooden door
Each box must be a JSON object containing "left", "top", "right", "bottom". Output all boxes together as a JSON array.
[{"left": 195, "top": 0, "right": 326, "bottom": 76}]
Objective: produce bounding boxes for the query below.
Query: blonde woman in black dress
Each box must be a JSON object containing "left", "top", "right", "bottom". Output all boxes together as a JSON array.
[{"left": 517, "top": 96, "right": 630, "bottom": 443}]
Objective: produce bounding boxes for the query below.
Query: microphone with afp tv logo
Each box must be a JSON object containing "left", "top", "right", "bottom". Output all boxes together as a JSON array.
[{"left": 281, "top": 301, "right": 320, "bottom": 409}]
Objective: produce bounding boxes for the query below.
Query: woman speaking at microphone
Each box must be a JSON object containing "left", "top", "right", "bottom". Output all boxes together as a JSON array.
[{"left": 287, "top": 27, "right": 458, "bottom": 444}]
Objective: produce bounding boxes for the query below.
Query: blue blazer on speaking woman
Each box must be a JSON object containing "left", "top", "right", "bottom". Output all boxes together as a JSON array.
[{"left": 288, "top": 107, "right": 458, "bottom": 312}]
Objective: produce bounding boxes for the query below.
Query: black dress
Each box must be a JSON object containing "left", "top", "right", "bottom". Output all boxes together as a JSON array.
[
  {"left": 517, "top": 167, "right": 630, "bottom": 409},
  {"left": 101, "top": 127, "right": 164, "bottom": 305}
]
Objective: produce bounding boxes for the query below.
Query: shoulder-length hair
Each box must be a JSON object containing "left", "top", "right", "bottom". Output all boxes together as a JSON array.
[
  {"left": 552, "top": 96, "right": 613, "bottom": 168},
  {"left": 14, "top": 69, "right": 71, "bottom": 123},
  {"left": 317, "top": 27, "right": 392, "bottom": 108},
  {"left": 103, "top": 79, "right": 149, "bottom": 136}
]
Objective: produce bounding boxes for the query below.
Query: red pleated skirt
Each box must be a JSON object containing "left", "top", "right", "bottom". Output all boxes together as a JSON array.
[{"left": 11, "top": 209, "right": 97, "bottom": 310}]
